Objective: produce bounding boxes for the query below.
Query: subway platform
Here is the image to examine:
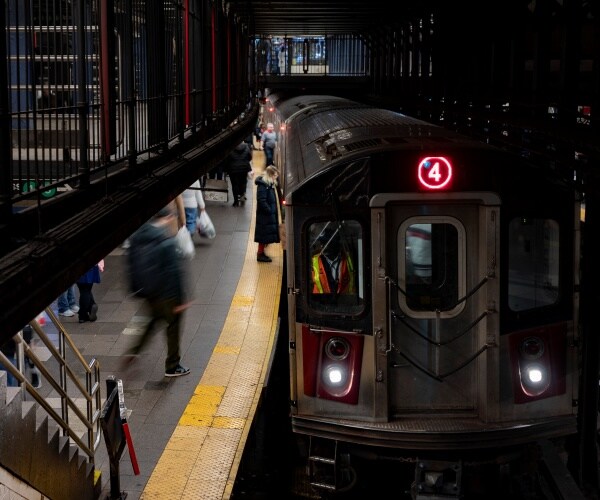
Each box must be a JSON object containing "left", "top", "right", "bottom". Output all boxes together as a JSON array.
[{"left": 40, "top": 154, "right": 283, "bottom": 499}]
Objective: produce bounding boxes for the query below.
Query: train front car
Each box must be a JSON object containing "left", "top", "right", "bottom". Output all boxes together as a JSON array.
[{"left": 272, "top": 94, "right": 580, "bottom": 498}]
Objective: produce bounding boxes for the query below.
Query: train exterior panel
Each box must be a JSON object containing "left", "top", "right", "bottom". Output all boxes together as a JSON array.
[{"left": 263, "top": 94, "right": 580, "bottom": 497}]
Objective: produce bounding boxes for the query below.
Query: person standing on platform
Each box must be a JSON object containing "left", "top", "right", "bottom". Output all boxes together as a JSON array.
[
  {"left": 254, "top": 122, "right": 264, "bottom": 150},
  {"left": 254, "top": 165, "right": 280, "bottom": 262},
  {"left": 225, "top": 141, "right": 253, "bottom": 206},
  {"left": 182, "top": 180, "right": 206, "bottom": 234},
  {"left": 260, "top": 122, "right": 277, "bottom": 167},
  {"left": 125, "top": 207, "right": 191, "bottom": 377},
  {"left": 77, "top": 260, "right": 104, "bottom": 323}
]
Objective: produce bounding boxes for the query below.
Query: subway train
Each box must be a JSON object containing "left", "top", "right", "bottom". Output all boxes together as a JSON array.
[{"left": 261, "top": 94, "right": 581, "bottom": 498}]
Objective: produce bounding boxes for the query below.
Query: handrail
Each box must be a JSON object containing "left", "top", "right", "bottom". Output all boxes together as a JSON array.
[{"left": 0, "top": 307, "right": 102, "bottom": 463}]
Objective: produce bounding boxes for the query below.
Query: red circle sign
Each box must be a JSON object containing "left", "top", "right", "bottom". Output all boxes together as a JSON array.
[{"left": 417, "top": 156, "right": 452, "bottom": 190}]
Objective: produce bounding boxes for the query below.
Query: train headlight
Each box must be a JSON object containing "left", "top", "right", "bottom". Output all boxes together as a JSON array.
[
  {"left": 325, "top": 337, "right": 350, "bottom": 360},
  {"left": 324, "top": 365, "right": 347, "bottom": 387},
  {"left": 323, "top": 338, "right": 350, "bottom": 388},
  {"left": 509, "top": 324, "right": 567, "bottom": 403},
  {"left": 519, "top": 360, "right": 551, "bottom": 396},
  {"left": 524, "top": 364, "right": 545, "bottom": 385},
  {"left": 519, "top": 336, "right": 544, "bottom": 360},
  {"left": 518, "top": 336, "right": 551, "bottom": 395},
  {"left": 303, "top": 327, "right": 364, "bottom": 404}
]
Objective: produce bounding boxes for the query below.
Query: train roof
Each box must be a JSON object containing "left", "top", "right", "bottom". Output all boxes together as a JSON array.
[{"left": 266, "top": 94, "right": 505, "bottom": 196}]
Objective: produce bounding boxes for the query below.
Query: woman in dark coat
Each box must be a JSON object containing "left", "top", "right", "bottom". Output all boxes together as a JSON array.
[
  {"left": 77, "top": 260, "right": 103, "bottom": 323},
  {"left": 254, "top": 165, "right": 280, "bottom": 262},
  {"left": 225, "top": 141, "right": 253, "bottom": 206}
]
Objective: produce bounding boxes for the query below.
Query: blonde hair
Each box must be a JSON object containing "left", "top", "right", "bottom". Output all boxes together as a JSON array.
[{"left": 261, "top": 165, "right": 279, "bottom": 186}]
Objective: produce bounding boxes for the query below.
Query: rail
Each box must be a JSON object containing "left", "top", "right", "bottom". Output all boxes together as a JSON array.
[{"left": 0, "top": 306, "right": 102, "bottom": 463}]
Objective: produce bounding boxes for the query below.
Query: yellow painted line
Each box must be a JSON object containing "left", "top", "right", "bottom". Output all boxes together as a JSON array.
[
  {"left": 214, "top": 345, "right": 241, "bottom": 355},
  {"left": 141, "top": 169, "right": 283, "bottom": 500}
]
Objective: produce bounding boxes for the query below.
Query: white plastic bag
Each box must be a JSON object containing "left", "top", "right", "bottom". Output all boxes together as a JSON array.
[
  {"left": 175, "top": 226, "right": 195, "bottom": 259},
  {"left": 197, "top": 210, "right": 216, "bottom": 239}
]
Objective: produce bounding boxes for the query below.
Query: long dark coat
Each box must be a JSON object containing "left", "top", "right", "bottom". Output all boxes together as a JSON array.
[
  {"left": 225, "top": 142, "right": 252, "bottom": 174},
  {"left": 254, "top": 176, "right": 280, "bottom": 244}
]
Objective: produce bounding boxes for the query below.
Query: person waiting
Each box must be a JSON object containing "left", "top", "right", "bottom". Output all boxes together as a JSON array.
[{"left": 260, "top": 122, "right": 277, "bottom": 167}]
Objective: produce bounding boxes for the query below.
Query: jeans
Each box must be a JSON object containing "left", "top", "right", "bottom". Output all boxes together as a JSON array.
[
  {"left": 0, "top": 357, "right": 18, "bottom": 387},
  {"left": 184, "top": 207, "right": 198, "bottom": 234},
  {"left": 264, "top": 146, "right": 274, "bottom": 166},
  {"left": 57, "top": 285, "right": 77, "bottom": 313}
]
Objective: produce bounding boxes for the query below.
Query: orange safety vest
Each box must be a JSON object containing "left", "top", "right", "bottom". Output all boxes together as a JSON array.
[{"left": 312, "top": 253, "right": 355, "bottom": 294}]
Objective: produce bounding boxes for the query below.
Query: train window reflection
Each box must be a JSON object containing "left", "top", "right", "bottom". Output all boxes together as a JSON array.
[
  {"left": 508, "top": 218, "right": 559, "bottom": 311},
  {"left": 308, "top": 221, "right": 363, "bottom": 315},
  {"left": 400, "top": 220, "right": 462, "bottom": 315}
]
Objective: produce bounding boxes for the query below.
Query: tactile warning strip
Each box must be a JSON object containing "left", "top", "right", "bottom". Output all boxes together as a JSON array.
[{"left": 141, "top": 178, "right": 283, "bottom": 500}]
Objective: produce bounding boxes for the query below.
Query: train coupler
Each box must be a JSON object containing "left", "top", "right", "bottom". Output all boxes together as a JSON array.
[{"left": 412, "top": 459, "right": 463, "bottom": 499}]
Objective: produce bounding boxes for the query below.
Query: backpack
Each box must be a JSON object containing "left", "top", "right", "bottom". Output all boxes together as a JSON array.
[{"left": 127, "top": 236, "right": 167, "bottom": 298}]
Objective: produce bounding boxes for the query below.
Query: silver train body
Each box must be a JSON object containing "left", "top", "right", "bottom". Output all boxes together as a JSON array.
[{"left": 263, "top": 94, "right": 580, "bottom": 497}]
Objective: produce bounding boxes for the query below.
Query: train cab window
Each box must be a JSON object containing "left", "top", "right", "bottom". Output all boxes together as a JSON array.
[
  {"left": 308, "top": 221, "right": 364, "bottom": 315},
  {"left": 508, "top": 218, "right": 559, "bottom": 311},
  {"left": 399, "top": 219, "right": 464, "bottom": 317}
]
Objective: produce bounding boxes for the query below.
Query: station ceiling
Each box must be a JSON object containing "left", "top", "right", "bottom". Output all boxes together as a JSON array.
[{"left": 227, "top": 0, "right": 405, "bottom": 36}]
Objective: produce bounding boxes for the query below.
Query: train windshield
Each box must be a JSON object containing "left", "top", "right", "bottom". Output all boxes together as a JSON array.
[
  {"left": 400, "top": 219, "right": 463, "bottom": 315},
  {"left": 308, "top": 220, "right": 364, "bottom": 314},
  {"left": 508, "top": 217, "right": 560, "bottom": 311}
]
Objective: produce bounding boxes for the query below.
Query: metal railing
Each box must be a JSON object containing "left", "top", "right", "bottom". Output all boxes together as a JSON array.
[
  {"left": 0, "top": 306, "right": 102, "bottom": 463},
  {"left": 3, "top": 0, "right": 251, "bottom": 205},
  {"left": 254, "top": 35, "right": 369, "bottom": 77}
]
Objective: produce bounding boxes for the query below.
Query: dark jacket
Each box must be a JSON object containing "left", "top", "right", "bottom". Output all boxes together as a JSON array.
[
  {"left": 254, "top": 176, "right": 280, "bottom": 244},
  {"left": 130, "top": 221, "right": 186, "bottom": 304},
  {"left": 225, "top": 142, "right": 252, "bottom": 174},
  {"left": 77, "top": 264, "right": 101, "bottom": 284}
]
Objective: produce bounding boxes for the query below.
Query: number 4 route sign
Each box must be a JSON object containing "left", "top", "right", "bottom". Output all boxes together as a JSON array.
[{"left": 417, "top": 156, "right": 453, "bottom": 190}]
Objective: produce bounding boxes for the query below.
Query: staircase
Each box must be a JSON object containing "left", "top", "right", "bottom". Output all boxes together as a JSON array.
[{"left": 0, "top": 309, "right": 102, "bottom": 500}]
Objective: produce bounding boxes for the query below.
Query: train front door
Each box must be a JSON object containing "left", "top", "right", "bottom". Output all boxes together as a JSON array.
[{"left": 371, "top": 193, "right": 500, "bottom": 417}]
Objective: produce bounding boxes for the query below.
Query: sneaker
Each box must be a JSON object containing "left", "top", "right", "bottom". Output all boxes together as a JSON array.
[
  {"left": 165, "top": 364, "right": 190, "bottom": 377},
  {"left": 70, "top": 305, "right": 80, "bottom": 313},
  {"left": 59, "top": 309, "right": 75, "bottom": 317},
  {"left": 89, "top": 304, "right": 98, "bottom": 322},
  {"left": 257, "top": 253, "right": 272, "bottom": 263}
]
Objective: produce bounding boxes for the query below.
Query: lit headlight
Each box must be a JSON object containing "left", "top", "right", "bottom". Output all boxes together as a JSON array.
[
  {"left": 324, "top": 365, "right": 347, "bottom": 387},
  {"left": 525, "top": 364, "right": 545, "bottom": 385},
  {"left": 519, "top": 360, "right": 551, "bottom": 396}
]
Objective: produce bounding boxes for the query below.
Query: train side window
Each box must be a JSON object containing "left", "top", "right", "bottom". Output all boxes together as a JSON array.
[
  {"left": 399, "top": 220, "right": 463, "bottom": 316},
  {"left": 508, "top": 218, "right": 559, "bottom": 311},
  {"left": 308, "top": 220, "right": 364, "bottom": 315}
]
